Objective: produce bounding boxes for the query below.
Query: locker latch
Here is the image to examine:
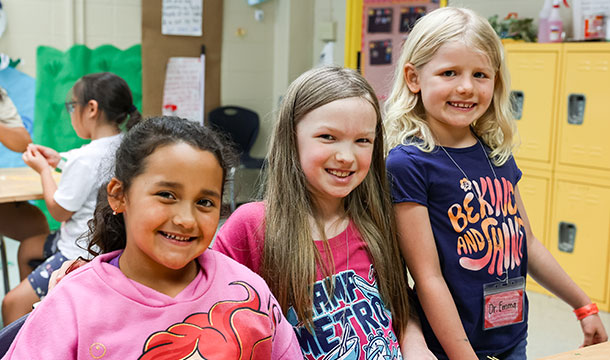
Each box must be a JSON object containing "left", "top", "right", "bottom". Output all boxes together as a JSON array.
[
  {"left": 558, "top": 222, "right": 576, "bottom": 253},
  {"left": 510, "top": 90, "right": 524, "bottom": 120},
  {"left": 567, "top": 94, "right": 586, "bottom": 125}
]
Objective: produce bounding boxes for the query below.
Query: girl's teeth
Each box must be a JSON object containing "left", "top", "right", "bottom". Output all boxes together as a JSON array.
[
  {"left": 328, "top": 169, "right": 350, "bottom": 178},
  {"left": 163, "top": 232, "right": 191, "bottom": 241},
  {"left": 450, "top": 102, "right": 474, "bottom": 108}
]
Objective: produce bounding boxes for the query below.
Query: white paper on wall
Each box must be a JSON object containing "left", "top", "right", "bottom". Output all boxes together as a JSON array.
[
  {"left": 162, "top": 0, "right": 203, "bottom": 36},
  {"left": 162, "top": 57, "right": 205, "bottom": 124},
  {"left": 318, "top": 41, "right": 335, "bottom": 66}
]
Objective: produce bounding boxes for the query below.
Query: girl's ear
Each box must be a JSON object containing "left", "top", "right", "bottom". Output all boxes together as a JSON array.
[
  {"left": 404, "top": 63, "right": 421, "bottom": 93},
  {"left": 84, "top": 99, "right": 100, "bottom": 120},
  {"left": 107, "top": 178, "right": 125, "bottom": 214}
]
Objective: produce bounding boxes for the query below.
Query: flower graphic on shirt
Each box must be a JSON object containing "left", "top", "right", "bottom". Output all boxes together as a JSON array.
[
  {"left": 459, "top": 177, "right": 472, "bottom": 192},
  {"left": 139, "top": 281, "right": 275, "bottom": 360}
]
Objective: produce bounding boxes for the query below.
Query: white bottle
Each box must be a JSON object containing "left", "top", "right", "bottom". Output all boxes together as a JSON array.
[
  {"left": 538, "top": 0, "right": 553, "bottom": 43},
  {"left": 548, "top": 0, "right": 563, "bottom": 43}
]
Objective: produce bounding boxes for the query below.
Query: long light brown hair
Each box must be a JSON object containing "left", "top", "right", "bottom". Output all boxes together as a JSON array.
[
  {"left": 262, "top": 66, "right": 410, "bottom": 336},
  {"left": 384, "top": 7, "right": 516, "bottom": 165}
]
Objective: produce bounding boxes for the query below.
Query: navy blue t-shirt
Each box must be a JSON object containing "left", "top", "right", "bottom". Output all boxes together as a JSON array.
[{"left": 386, "top": 140, "right": 528, "bottom": 359}]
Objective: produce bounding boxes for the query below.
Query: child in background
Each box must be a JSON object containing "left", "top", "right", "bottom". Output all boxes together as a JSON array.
[
  {"left": 3, "top": 117, "right": 300, "bottom": 359},
  {"left": 384, "top": 7, "right": 607, "bottom": 359},
  {"left": 213, "top": 66, "right": 434, "bottom": 359},
  {"left": 1, "top": 72, "right": 141, "bottom": 325}
]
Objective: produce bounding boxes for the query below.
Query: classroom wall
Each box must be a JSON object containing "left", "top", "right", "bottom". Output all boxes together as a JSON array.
[
  {"left": 0, "top": 0, "right": 141, "bottom": 78},
  {"left": 312, "top": 0, "right": 346, "bottom": 67},
  {"left": 223, "top": 0, "right": 318, "bottom": 158},
  {"left": 2, "top": 0, "right": 567, "bottom": 159}
]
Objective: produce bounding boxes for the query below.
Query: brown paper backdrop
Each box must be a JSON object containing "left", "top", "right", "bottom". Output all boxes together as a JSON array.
[{"left": 142, "top": 0, "right": 222, "bottom": 119}]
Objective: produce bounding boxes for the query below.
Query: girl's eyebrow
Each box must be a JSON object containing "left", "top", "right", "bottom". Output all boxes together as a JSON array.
[
  {"left": 200, "top": 189, "right": 222, "bottom": 199},
  {"left": 155, "top": 180, "right": 182, "bottom": 189},
  {"left": 155, "top": 181, "right": 221, "bottom": 199},
  {"left": 316, "top": 125, "right": 376, "bottom": 137},
  {"left": 437, "top": 63, "right": 494, "bottom": 72}
]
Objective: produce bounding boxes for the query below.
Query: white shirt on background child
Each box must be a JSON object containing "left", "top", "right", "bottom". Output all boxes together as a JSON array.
[{"left": 54, "top": 133, "right": 122, "bottom": 259}]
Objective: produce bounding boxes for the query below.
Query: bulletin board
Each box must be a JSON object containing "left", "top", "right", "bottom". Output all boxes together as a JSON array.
[
  {"left": 345, "top": 0, "right": 445, "bottom": 104},
  {"left": 362, "top": 0, "right": 441, "bottom": 102},
  {"left": 141, "top": 0, "right": 222, "bottom": 119}
]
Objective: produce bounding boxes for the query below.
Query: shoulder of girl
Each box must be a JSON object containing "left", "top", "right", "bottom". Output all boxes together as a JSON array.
[
  {"left": 387, "top": 144, "right": 421, "bottom": 163},
  {"left": 226, "top": 201, "right": 265, "bottom": 223}
]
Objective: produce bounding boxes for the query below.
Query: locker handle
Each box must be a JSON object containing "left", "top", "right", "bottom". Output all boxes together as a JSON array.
[
  {"left": 567, "top": 94, "right": 586, "bottom": 125},
  {"left": 510, "top": 90, "right": 524, "bottom": 120},
  {"left": 558, "top": 222, "right": 576, "bottom": 253}
]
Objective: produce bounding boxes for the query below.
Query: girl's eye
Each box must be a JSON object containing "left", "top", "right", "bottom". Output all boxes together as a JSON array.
[
  {"left": 319, "top": 134, "right": 335, "bottom": 141},
  {"left": 197, "top": 199, "right": 215, "bottom": 208},
  {"left": 356, "top": 138, "right": 373, "bottom": 144},
  {"left": 156, "top": 191, "right": 175, "bottom": 200},
  {"left": 474, "top": 72, "right": 488, "bottom": 79},
  {"left": 442, "top": 70, "right": 456, "bottom": 77}
]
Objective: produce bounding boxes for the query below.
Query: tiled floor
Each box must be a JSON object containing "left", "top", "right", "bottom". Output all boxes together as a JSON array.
[{"left": 1, "top": 237, "right": 608, "bottom": 358}]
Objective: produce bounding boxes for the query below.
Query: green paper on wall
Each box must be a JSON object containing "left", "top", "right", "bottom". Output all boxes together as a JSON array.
[{"left": 34, "top": 44, "right": 142, "bottom": 230}]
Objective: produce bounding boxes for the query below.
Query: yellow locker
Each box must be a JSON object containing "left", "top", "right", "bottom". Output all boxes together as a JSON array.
[
  {"left": 505, "top": 44, "right": 561, "bottom": 170},
  {"left": 556, "top": 43, "right": 610, "bottom": 175},
  {"left": 549, "top": 173, "right": 610, "bottom": 311},
  {"left": 518, "top": 166, "right": 553, "bottom": 296}
]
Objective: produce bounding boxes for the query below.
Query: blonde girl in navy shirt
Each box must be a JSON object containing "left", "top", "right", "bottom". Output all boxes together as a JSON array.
[{"left": 384, "top": 7, "right": 607, "bottom": 360}]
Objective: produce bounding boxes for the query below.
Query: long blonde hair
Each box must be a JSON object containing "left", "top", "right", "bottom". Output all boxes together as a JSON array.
[
  {"left": 384, "top": 7, "right": 516, "bottom": 165},
  {"left": 262, "top": 66, "right": 409, "bottom": 336}
]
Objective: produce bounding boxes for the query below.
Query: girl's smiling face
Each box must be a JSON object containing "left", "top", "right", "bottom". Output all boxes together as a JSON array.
[
  {"left": 109, "top": 142, "right": 224, "bottom": 275},
  {"left": 295, "top": 97, "right": 376, "bottom": 208},
  {"left": 405, "top": 41, "right": 496, "bottom": 145}
]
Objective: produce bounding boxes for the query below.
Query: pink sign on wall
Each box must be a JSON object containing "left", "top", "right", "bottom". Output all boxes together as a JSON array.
[{"left": 361, "top": 0, "right": 440, "bottom": 104}]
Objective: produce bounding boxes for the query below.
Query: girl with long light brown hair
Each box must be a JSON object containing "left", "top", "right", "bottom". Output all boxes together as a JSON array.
[{"left": 214, "top": 65, "right": 434, "bottom": 359}]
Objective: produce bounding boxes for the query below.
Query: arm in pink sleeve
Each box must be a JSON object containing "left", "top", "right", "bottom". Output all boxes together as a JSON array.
[
  {"left": 3, "top": 290, "right": 78, "bottom": 359},
  {"left": 212, "top": 202, "right": 266, "bottom": 273}
]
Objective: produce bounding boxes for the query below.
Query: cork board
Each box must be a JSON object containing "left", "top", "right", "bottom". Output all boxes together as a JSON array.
[{"left": 142, "top": 0, "right": 222, "bottom": 119}]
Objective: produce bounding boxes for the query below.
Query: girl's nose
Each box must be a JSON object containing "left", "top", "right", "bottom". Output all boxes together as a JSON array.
[
  {"left": 456, "top": 76, "right": 474, "bottom": 94},
  {"left": 173, "top": 206, "right": 196, "bottom": 229},
  {"left": 335, "top": 144, "right": 355, "bottom": 164}
]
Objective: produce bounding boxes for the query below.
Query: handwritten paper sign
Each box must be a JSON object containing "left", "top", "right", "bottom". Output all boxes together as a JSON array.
[
  {"left": 162, "top": 57, "right": 205, "bottom": 123},
  {"left": 162, "top": 0, "right": 203, "bottom": 36}
]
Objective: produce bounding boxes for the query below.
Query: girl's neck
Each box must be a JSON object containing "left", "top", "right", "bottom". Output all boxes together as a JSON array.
[
  {"left": 118, "top": 249, "right": 199, "bottom": 298},
  {"left": 89, "top": 120, "right": 120, "bottom": 140},
  {"left": 310, "top": 199, "right": 349, "bottom": 240},
  {"left": 431, "top": 126, "right": 477, "bottom": 148}
]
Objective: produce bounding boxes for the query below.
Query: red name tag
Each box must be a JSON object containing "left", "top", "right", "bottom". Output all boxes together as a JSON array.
[{"left": 483, "top": 277, "right": 525, "bottom": 330}]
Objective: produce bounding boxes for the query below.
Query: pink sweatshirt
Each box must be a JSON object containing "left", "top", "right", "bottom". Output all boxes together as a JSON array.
[{"left": 3, "top": 249, "right": 301, "bottom": 359}]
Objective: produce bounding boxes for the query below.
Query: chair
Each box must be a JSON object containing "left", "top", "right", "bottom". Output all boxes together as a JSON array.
[
  {"left": 207, "top": 106, "right": 265, "bottom": 211},
  {"left": 0, "top": 313, "right": 28, "bottom": 356}
]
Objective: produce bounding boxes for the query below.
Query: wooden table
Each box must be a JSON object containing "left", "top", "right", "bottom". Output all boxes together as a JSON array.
[
  {"left": 0, "top": 167, "right": 59, "bottom": 203},
  {"left": 539, "top": 341, "right": 610, "bottom": 359},
  {"left": 0, "top": 167, "right": 60, "bottom": 293}
]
